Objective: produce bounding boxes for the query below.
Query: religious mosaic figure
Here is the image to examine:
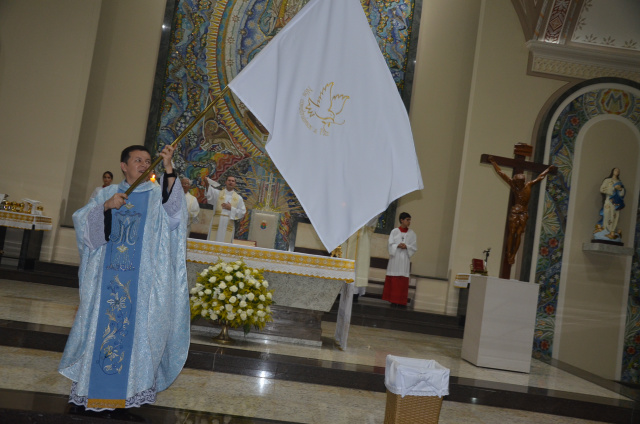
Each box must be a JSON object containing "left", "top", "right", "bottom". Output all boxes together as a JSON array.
[
  {"left": 488, "top": 156, "right": 556, "bottom": 265},
  {"left": 593, "top": 167, "right": 625, "bottom": 243}
]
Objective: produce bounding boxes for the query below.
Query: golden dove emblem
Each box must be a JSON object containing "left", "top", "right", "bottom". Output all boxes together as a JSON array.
[{"left": 299, "top": 82, "right": 349, "bottom": 136}]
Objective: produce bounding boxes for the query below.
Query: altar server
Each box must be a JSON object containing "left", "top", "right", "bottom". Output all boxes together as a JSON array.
[
  {"left": 382, "top": 212, "right": 417, "bottom": 307},
  {"left": 181, "top": 177, "right": 201, "bottom": 237},
  {"left": 89, "top": 171, "right": 114, "bottom": 200}
]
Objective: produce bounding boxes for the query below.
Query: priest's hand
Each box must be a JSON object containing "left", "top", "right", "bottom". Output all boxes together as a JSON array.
[
  {"left": 159, "top": 145, "right": 175, "bottom": 174},
  {"left": 202, "top": 177, "right": 209, "bottom": 190},
  {"left": 222, "top": 202, "right": 231, "bottom": 211},
  {"left": 104, "top": 193, "right": 128, "bottom": 211}
]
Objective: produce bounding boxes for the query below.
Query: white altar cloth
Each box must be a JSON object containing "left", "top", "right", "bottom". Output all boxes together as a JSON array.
[{"left": 187, "top": 239, "right": 355, "bottom": 348}]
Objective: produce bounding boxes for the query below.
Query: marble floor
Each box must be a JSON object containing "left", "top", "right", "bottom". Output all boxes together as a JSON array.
[{"left": 0, "top": 277, "right": 638, "bottom": 423}]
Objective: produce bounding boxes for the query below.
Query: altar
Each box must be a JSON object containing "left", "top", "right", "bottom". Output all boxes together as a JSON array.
[
  {"left": 186, "top": 239, "right": 356, "bottom": 348},
  {"left": 0, "top": 210, "right": 53, "bottom": 270}
]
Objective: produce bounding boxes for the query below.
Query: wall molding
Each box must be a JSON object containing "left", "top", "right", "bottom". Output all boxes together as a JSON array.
[{"left": 527, "top": 40, "right": 640, "bottom": 83}]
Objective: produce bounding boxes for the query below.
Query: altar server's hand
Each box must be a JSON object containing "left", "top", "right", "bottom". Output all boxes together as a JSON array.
[{"left": 105, "top": 193, "right": 128, "bottom": 211}]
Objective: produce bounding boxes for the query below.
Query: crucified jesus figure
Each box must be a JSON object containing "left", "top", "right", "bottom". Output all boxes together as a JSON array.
[{"left": 488, "top": 156, "right": 556, "bottom": 265}]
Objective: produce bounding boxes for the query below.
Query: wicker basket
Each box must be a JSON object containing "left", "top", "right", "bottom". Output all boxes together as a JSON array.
[{"left": 383, "top": 389, "right": 443, "bottom": 424}]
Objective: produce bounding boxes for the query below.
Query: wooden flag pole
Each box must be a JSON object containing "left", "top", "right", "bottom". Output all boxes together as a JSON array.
[{"left": 125, "top": 86, "right": 231, "bottom": 196}]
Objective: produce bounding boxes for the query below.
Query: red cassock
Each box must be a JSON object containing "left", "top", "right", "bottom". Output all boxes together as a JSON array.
[
  {"left": 382, "top": 226, "right": 416, "bottom": 306},
  {"left": 382, "top": 275, "right": 410, "bottom": 305}
]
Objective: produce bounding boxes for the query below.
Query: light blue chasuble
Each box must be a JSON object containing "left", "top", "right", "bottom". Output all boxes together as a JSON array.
[
  {"left": 87, "top": 189, "right": 149, "bottom": 409},
  {"left": 59, "top": 178, "right": 190, "bottom": 412}
]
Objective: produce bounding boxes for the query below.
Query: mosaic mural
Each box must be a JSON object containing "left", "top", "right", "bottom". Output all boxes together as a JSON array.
[
  {"left": 155, "top": 0, "right": 415, "bottom": 249},
  {"left": 532, "top": 85, "right": 640, "bottom": 383}
]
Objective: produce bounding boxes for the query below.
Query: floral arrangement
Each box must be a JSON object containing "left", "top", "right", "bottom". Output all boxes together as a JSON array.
[{"left": 190, "top": 259, "right": 274, "bottom": 334}]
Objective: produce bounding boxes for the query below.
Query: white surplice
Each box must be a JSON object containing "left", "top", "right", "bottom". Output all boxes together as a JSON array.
[
  {"left": 184, "top": 191, "right": 200, "bottom": 236},
  {"left": 386, "top": 228, "right": 417, "bottom": 277},
  {"left": 204, "top": 187, "right": 246, "bottom": 242}
]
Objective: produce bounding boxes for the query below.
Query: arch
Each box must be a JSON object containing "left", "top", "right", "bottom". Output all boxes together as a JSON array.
[{"left": 529, "top": 78, "right": 640, "bottom": 382}]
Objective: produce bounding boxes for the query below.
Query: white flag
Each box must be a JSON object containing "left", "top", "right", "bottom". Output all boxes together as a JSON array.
[{"left": 228, "top": 0, "right": 423, "bottom": 252}]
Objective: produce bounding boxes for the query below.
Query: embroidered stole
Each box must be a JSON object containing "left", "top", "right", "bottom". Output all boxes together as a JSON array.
[
  {"left": 86, "top": 189, "right": 149, "bottom": 409},
  {"left": 210, "top": 190, "right": 240, "bottom": 243}
]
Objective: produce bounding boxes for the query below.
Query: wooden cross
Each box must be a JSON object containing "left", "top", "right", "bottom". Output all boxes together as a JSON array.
[{"left": 480, "top": 143, "right": 557, "bottom": 279}]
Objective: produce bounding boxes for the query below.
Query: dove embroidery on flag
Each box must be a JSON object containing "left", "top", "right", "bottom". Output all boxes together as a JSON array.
[{"left": 300, "top": 82, "right": 350, "bottom": 136}]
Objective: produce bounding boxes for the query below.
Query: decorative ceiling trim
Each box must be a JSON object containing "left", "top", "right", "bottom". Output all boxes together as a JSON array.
[
  {"left": 540, "top": 0, "right": 571, "bottom": 44},
  {"left": 527, "top": 40, "right": 640, "bottom": 83}
]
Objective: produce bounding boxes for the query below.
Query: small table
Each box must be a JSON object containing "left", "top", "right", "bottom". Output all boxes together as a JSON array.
[
  {"left": 0, "top": 210, "right": 53, "bottom": 270},
  {"left": 461, "top": 275, "right": 539, "bottom": 373}
]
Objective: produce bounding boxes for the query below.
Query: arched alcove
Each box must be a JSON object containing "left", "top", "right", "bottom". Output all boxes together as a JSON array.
[
  {"left": 530, "top": 79, "right": 640, "bottom": 382},
  {"left": 555, "top": 117, "right": 639, "bottom": 379}
]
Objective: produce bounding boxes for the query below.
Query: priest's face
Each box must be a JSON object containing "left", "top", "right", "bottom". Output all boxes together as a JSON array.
[
  {"left": 121, "top": 149, "right": 152, "bottom": 185},
  {"left": 225, "top": 176, "right": 237, "bottom": 191},
  {"left": 181, "top": 178, "right": 191, "bottom": 193}
]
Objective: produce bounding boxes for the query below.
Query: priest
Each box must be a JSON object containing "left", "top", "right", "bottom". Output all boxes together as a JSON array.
[
  {"left": 59, "top": 144, "right": 190, "bottom": 412},
  {"left": 203, "top": 175, "right": 246, "bottom": 243}
]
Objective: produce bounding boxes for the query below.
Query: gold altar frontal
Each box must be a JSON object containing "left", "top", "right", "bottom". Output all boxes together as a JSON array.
[
  {"left": 187, "top": 239, "right": 354, "bottom": 281},
  {"left": 0, "top": 210, "right": 52, "bottom": 231}
]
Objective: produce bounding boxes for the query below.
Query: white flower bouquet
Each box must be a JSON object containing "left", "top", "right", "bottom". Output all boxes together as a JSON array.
[{"left": 190, "top": 259, "right": 274, "bottom": 334}]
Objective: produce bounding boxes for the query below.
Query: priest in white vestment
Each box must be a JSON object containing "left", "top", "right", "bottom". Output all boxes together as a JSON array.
[
  {"left": 181, "top": 177, "right": 200, "bottom": 237},
  {"left": 342, "top": 214, "right": 379, "bottom": 297},
  {"left": 382, "top": 212, "right": 417, "bottom": 307},
  {"left": 203, "top": 175, "right": 246, "bottom": 243}
]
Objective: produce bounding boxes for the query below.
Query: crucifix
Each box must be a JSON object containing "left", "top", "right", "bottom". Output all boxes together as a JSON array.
[{"left": 481, "top": 143, "right": 557, "bottom": 279}]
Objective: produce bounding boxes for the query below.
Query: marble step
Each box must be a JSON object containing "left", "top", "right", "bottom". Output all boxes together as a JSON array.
[
  {"left": 33, "top": 260, "right": 79, "bottom": 276},
  {"left": 325, "top": 297, "right": 465, "bottom": 338},
  {"left": 0, "top": 319, "right": 635, "bottom": 424},
  {"left": 0, "top": 264, "right": 464, "bottom": 339},
  {"left": 0, "top": 388, "right": 291, "bottom": 424},
  {"left": 0, "top": 265, "right": 78, "bottom": 288}
]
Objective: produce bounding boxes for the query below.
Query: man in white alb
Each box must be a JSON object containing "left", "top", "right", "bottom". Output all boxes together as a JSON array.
[
  {"left": 342, "top": 214, "right": 379, "bottom": 300},
  {"left": 202, "top": 175, "right": 246, "bottom": 243},
  {"left": 181, "top": 177, "right": 200, "bottom": 237}
]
